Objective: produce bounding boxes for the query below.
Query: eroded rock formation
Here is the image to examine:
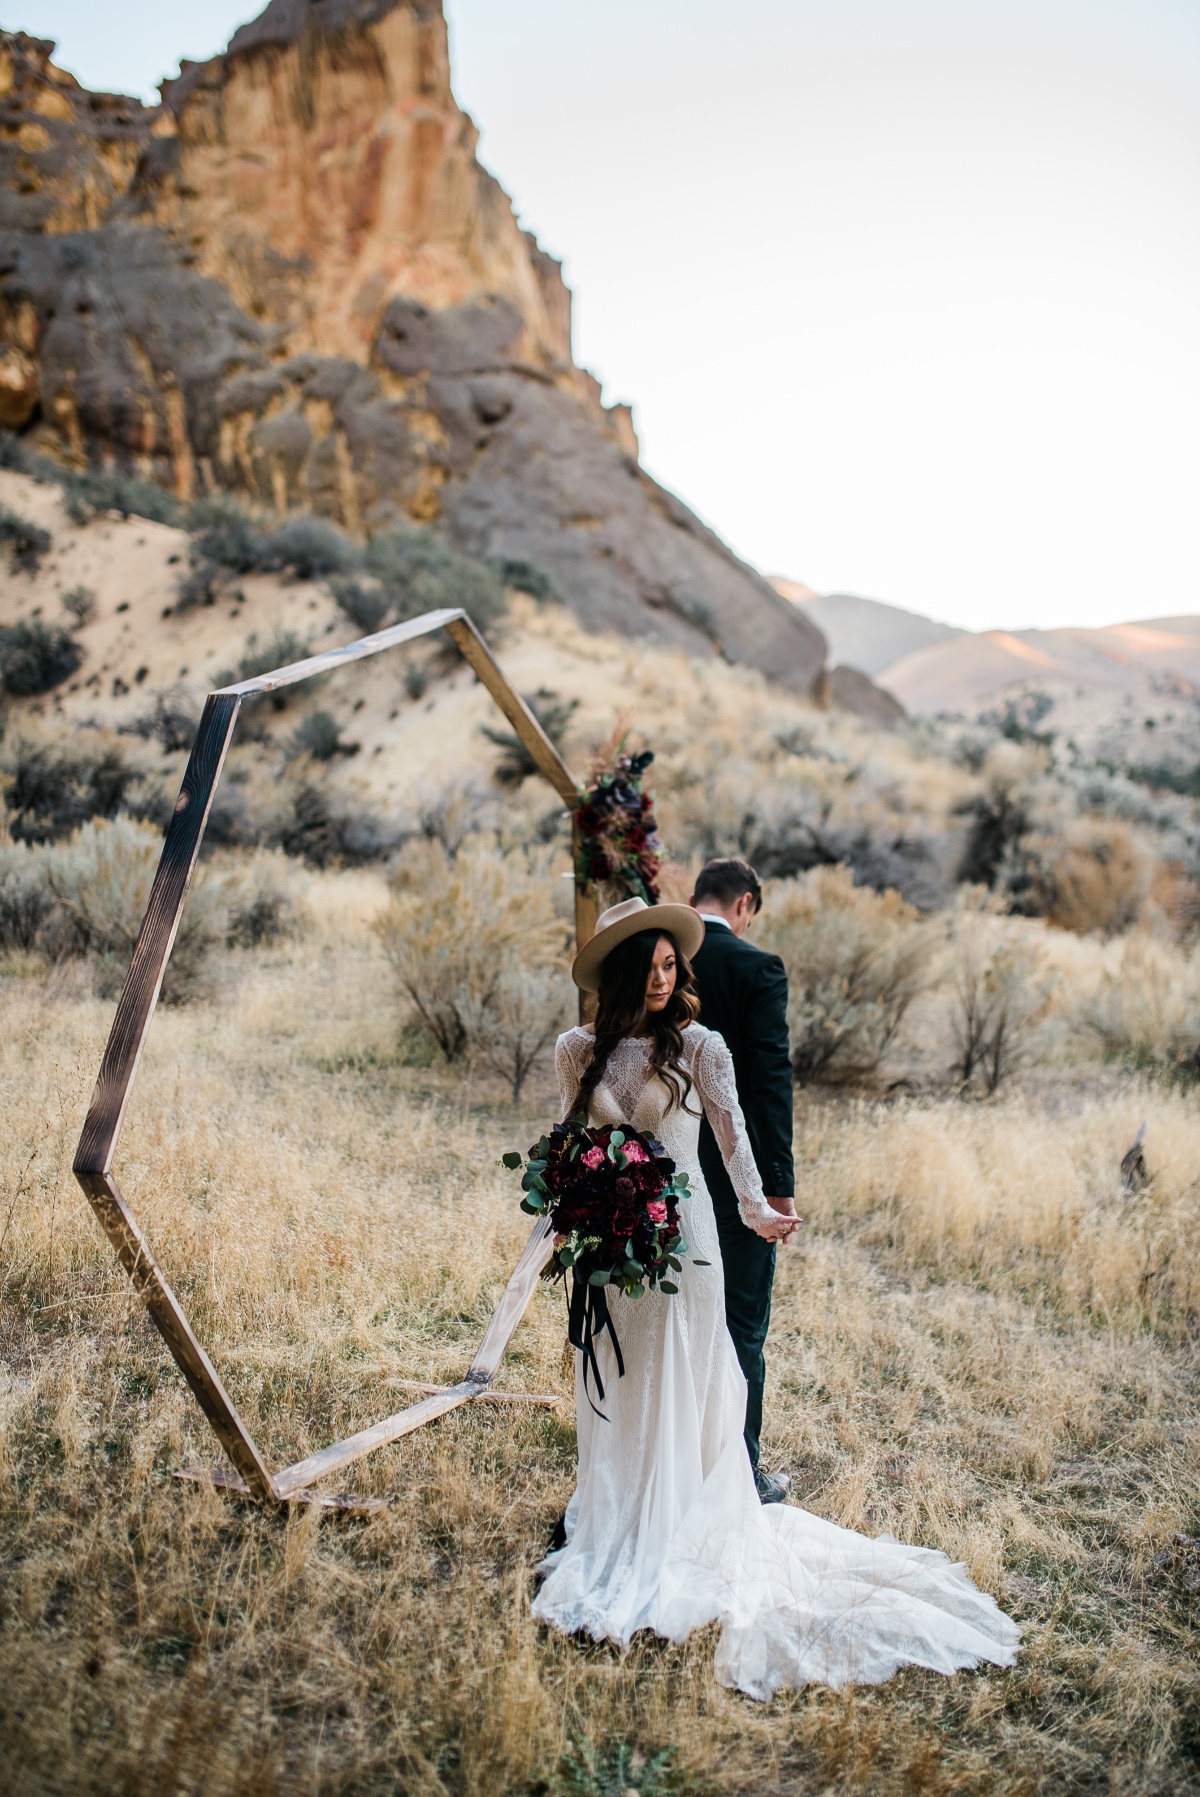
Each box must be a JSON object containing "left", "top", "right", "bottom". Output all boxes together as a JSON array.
[{"left": 0, "top": 4, "right": 826, "bottom": 690}]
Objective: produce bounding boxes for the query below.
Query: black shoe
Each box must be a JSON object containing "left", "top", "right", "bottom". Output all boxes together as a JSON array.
[
  {"left": 548, "top": 1511, "right": 568, "bottom": 1551},
  {"left": 754, "top": 1469, "right": 791, "bottom": 1505}
]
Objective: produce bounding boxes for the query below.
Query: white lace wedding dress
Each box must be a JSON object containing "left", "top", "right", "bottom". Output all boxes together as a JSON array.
[{"left": 531, "top": 1023, "right": 1020, "bottom": 1699}]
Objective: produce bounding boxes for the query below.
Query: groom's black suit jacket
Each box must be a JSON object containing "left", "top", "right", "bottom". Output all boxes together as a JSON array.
[{"left": 691, "top": 920, "right": 794, "bottom": 1203}]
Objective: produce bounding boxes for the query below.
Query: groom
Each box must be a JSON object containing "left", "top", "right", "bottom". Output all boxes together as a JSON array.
[{"left": 690, "top": 858, "right": 797, "bottom": 1504}]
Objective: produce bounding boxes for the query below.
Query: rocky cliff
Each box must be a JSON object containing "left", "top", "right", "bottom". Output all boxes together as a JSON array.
[{"left": 0, "top": 5, "right": 826, "bottom": 692}]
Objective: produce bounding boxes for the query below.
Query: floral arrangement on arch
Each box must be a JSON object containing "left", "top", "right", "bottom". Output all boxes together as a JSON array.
[{"left": 573, "top": 744, "right": 663, "bottom": 903}]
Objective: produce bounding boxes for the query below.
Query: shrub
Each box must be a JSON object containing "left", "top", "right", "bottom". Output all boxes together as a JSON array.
[
  {"left": 44, "top": 816, "right": 225, "bottom": 1002},
  {"left": 333, "top": 529, "right": 506, "bottom": 632},
  {"left": 756, "top": 865, "right": 935, "bottom": 1083},
  {"left": 264, "top": 513, "right": 356, "bottom": 580},
  {"left": 1078, "top": 931, "right": 1200, "bottom": 1083},
  {"left": 461, "top": 961, "right": 572, "bottom": 1101},
  {"left": 956, "top": 785, "right": 1030, "bottom": 888},
  {"left": 490, "top": 556, "right": 561, "bottom": 604},
  {"left": 215, "top": 629, "right": 310, "bottom": 693},
  {"left": 950, "top": 895, "right": 1057, "bottom": 1093},
  {"left": 1016, "top": 820, "right": 1150, "bottom": 935},
  {"left": 0, "top": 841, "right": 56, "bottom": 952},
  {"left": 480, "top": 688, "right": 577, "bottom": 785},
  {"left": 412, "top": 778, "right": 497, "bottom": 854},
  {"left": 0, "top": 728, "right": 140, "bottom": 842},
  {"left": 174, "top": 556, "right": 222, "bottom": 611},
  {"left": 123, "top": 688, "right": 198, "bottom": 754},
  {"left": 374, "top": 838, "right": 568, "bottom": 1064},
  {"left": 0, "top": 432, "right": 183, "bottom": 525},
  {"left": 0, "top": 620, "right": 83, "bottom": 695},
  {"left": 60, "top": 584, "right": 97, "bottom": 629},
  {"left": 220, "top": 851, "right": 299, "bottom": 948},
  {"left": 59, "top": 469, "right": 183, "bottom": 527},
  {"left": 186, "top": 495, "right": 271, "bottom": 574},
  {"left": 0, "top": 506, "right": 50, "bottom": 573},
  {"left": 274, "top": 779, "right": 400, "bottom": 866},
  {"left": 331, "top": 577, "right": 391, "bottom": 635},
  {"left": 288, "top": 710, "right": 345, "bottom": 762}
]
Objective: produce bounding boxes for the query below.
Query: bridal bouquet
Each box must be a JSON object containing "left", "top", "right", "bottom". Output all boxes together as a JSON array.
[{"left": 502, "top": 1117, "right": 699, "bottom": 1410}]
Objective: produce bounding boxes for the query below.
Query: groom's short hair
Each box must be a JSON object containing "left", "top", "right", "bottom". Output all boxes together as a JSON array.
[{"left": 692, "top": 857, "right": 763, "bottom": 914}]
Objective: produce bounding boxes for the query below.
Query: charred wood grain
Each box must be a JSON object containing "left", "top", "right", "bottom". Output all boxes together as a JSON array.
[
  {"left": 74, "top": 693, "right": 240, "bottom": 1175},
  {"left": 76, "top": 1171, "right": 276, "bottom": 1500}
]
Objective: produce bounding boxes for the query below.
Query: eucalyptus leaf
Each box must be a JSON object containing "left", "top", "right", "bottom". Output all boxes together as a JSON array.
[
  {"left": 501, "top": 1151, "right": 523, "bottom": 1170},
  {"left": 660, "top": 1280, "right": 679, "bottom": 1295}
]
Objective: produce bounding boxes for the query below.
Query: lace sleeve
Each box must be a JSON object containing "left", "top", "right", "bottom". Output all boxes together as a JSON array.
[
  {"left": 691, "top": 1030, "right": 775, "bottom": 1229},
  {"left": 555, "top": 1029, "right": 591, "bottom": 1122}
]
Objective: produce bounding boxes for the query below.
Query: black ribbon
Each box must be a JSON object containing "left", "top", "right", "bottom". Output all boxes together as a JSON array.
[{"left": 567, "top": 1266, "right": 625, "bottom": 1419}]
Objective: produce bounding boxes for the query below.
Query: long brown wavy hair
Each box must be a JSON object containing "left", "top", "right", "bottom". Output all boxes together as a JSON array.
[{"left": 575, "top": 928, "right": 701, "bottom": 1119}]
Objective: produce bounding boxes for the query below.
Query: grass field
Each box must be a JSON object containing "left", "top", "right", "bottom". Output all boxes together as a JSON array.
[{"left": 2, "top": 874, "right": 1199, "bottom": 1795}]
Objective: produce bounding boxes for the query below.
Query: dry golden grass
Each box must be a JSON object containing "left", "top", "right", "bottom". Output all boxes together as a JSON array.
[{"left": 3, "top": 874, "right": 1199, "bottom": 1795}]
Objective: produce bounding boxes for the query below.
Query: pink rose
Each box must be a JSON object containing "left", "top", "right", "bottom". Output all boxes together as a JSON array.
[
  {"left": 581, "top": 1145, "right": 604, "bottom": 1170},
  {"left": 622, "top": 1142, "right": 650, "bottom": 1163},
  {"left": 646, "top": 1200, "right": 668, "bottom": 1224}
]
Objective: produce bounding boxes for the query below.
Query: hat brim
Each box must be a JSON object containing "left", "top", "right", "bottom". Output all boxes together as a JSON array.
[{"left": 571, "top": 903, "right": 706, "bottom": 992}]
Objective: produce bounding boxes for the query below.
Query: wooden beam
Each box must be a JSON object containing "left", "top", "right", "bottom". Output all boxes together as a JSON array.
[
  {"left": 217, "top": 608, "right": 464, "bottom": 697},
  {"left": 77, "top": 1171, "right": 277, "bottom": 1501},
  {"left": 384, "top": 1381, "right": 563, "bottom": 1407},
  {"left": 273, "top": 1383, "right": 479, "bottom": 1499},
  {"left": 174, "top": 1467, "right": 383, "bottom": 1513},
  {"left": 467, "top": 1216, "right": 555, "bottom": 1381},
  {"left": 74, "top": 693, "right": 241, "bottom": 1176},
  {"left": 571, "top": 814, "right": 599, "bottom": 1016},
  {"left": 70, "top": 607, "right": 581, "bottom": 1506},
  {"left": 443, "top": 613, "right": 579, "bottom": 806},
  {"left": 273, "top": 1217, "right": 555, "bottom": 1498}
]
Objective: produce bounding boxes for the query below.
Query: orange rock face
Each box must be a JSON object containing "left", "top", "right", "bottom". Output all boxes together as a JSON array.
[
  {"left": 154, "top": 2, "right": 567, "bottom": 370},
  {"left": 0, "top": 2, "right": 827, "bottom": 693}
]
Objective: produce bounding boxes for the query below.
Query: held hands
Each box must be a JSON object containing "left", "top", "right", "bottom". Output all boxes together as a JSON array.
[{"left": 751, "top": 1196, "right": 800, "bottom": 1244}]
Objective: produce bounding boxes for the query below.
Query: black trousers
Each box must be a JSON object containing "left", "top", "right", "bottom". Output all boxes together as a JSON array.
[{"left": 700, "top": 1127, "right": 776, "bottom": 1470}]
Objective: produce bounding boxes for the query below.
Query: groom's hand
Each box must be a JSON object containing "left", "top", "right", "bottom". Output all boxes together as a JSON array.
[{"left": 766, "top": 1196, "right": 799, "bottom": 1245}]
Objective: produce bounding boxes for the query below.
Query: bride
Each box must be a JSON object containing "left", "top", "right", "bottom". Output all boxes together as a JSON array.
[{"left": 532, "top": 896, "right": 1020, "bottom": 1699}]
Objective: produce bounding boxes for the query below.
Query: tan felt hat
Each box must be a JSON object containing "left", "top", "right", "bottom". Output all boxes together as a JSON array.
[{"left": 571, "top": 896, "right": 706, "bottom": 993}]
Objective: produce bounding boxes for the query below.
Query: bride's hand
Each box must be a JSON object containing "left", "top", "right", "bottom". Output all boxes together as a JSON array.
[{"left": 750, "top": 1208, "right": 799, "bottom": 1244}]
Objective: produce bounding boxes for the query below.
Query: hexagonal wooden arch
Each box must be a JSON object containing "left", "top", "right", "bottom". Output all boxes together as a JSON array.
[{"left": 72, "top": 609, "right": 598, "bottom": 1508}]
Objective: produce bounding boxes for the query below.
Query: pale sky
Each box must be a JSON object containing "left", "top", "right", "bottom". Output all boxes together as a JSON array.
[{"left": 7, "top": 0, "right": 1200, "bottom": 631}]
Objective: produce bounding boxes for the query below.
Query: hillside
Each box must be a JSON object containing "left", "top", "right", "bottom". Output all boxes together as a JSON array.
[
  {"left": 0, "top": 10, "right": 826, "bottom": 694},
  {"left": 782, "top": 589, "right": 962, "bottom": 677}
]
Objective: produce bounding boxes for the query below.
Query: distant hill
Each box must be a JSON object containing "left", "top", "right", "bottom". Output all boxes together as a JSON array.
[
  {"left": 879, "top": 622, "right": 1200, "bottom": 715},
  {"left": 769, "top": 586, "right": 962, "bottom": 677}
]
